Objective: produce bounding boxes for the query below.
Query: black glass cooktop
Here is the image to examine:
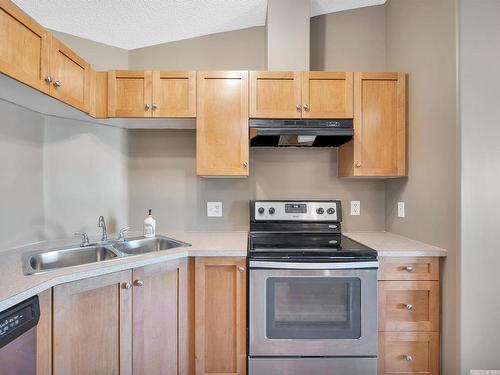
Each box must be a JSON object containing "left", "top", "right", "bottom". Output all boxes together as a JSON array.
[{"left": 248, "top": 234, "right": 377, "bottom": 261}]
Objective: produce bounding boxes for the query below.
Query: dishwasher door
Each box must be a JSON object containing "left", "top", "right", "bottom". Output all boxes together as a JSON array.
[{"left": 0, "top": 296, "right": 40, "bottom": 375}]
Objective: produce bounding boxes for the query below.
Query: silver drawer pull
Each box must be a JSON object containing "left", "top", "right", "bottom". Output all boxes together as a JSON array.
[
  {"left": 122, "top": 282, "right": 132, "bottom": 290},
  {"left": 328, "top": 240, "right": 338, "bottom": 245},
  {"left": 238, "top": 267, "right": 245, "bottom": 273},
  {"left": 404, "top": 303, "right": 413, "bottom": 310},
  {"left": 328, "top": 225, "right": 338, "bottom": 229},
  {"left": 404, "top": 265, "right": 414, "bottom": 272},
  {"left": 403, "top": 354, "right": 412, "bottom": 362}
]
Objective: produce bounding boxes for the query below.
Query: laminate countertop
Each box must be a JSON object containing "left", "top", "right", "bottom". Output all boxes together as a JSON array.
[
  {"left": 0, "top": 230, "right": 446, "bottom": 312},
  {"left": 344, "top": 231, "right": 447, "bottom": 257},
  {"left": 0, "top": 231, "right": 247, "bottom": 312}
]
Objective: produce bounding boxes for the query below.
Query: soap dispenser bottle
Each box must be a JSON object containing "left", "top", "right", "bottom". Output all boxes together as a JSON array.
[{"left": 143, "top": 209, "right": 156, "bottom": 238}]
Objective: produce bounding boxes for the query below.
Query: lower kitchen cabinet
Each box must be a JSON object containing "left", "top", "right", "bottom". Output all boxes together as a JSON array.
[
  {"left": 378, "top": 257, "right": 440, "bottom": 375},
  {"left": 195, "top": 257, "right": 247, "bottom": 375},
  {"left": 37, "top": 289, "right": 52, "bottom": 375},
  {"left": 52, "top": 270, "right": 133, "bottom": 375},
  {"left": 50, "top": 258, "right": 191, "bottom": 375},
  {"left": 132, "top": 258, "right": 191, "bottom": 375}
]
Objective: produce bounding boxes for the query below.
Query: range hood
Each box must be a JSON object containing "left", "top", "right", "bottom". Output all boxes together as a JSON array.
[{"left": 250, "top": 119, "right": 353, "bottom": 147}]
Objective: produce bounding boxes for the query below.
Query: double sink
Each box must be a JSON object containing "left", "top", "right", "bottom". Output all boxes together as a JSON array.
[{"left": 23, "top": 235, "right": 191, "bottom": 276}]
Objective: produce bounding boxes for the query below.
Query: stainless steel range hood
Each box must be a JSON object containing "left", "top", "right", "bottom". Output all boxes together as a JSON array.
[{"left": 250, "top": 119, "right": 354, "bottom": 147}]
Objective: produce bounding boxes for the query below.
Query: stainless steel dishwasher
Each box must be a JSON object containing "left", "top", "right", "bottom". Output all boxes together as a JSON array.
[{"left": 0, "top": 296, "right": 40, "bottom": 375}]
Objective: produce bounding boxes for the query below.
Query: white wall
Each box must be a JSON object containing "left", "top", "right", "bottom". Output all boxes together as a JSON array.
[
  {"left": 0, "top": 100, "right": 45, "bottom": 249},
  {"left": 44, "top": 117, "right": 128, "bottom": 239},
  {"left": 127, "top": 130, "right": 386, "bottom": 232},
  {"left": 460, "top": 0, "right": 500, "bottom": 373},
  {"left": 383, "top": 1, "right": 460, "bottom": 373}
]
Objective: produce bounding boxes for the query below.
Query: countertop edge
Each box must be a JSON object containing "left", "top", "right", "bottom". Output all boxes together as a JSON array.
[{"left": 0, "top": 246, "right": 247, "bottom": 312}]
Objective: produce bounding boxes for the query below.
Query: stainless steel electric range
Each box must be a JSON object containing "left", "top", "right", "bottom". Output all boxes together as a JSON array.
[{"left": 248, "top": 200, "right": 378, "bottom": 375}]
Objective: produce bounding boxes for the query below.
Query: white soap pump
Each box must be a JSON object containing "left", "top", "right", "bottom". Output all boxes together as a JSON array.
[{"left": 143, "top": 209, "right": 156, "bottom": 238}]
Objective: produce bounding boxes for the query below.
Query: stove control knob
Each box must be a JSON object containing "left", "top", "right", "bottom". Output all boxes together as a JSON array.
[
  {"left": 327, "top": 207, "right": 335, "bottom": 215},
  {"left": 258, "top": 207, "right": 265, "bottom": 214},
  {"left": 268, "top": 207, "right": 275, "bottom": 215},
  {"left": 316, "top": 208, "right": 324, "bottom": 214}
]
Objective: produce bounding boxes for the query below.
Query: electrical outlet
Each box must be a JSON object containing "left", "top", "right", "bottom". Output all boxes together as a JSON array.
[
  {"left": 351, "top": 201, "right": 361, "bottom": 216},
  {"left": 398, "top": 202, "right": 405, "bottom": 218},
  {"left": 207, "top": 202, "right": 223, "bottom": 217}
]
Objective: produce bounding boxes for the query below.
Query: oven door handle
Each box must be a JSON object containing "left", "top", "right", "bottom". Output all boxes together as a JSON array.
[{"left": 249, "top": 260, "right": 378, "bottom": 270}]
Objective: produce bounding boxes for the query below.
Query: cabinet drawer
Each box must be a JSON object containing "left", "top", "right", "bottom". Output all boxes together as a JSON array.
[
  {"left": 379, "top": 332, "right": 439, "bottom": 375},
  {"left": 379, "top": 281, "right": 439, "bottom": 332},
  {"left": 379, "top": 257, "right": 439, "bottom": 281}
]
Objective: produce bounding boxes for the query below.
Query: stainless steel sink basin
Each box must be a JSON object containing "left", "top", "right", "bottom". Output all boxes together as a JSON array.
[
  {"left": 24, "top": 244, "right": 118, "bottom": 275},
  {"left": 110, "top": 235, "right": 190, "bottom": 255},
  {"left": 22, "top": 235, "right": 190, "bottom": 275}
]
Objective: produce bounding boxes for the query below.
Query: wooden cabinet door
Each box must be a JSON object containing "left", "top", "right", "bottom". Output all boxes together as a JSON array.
[
  {"left": 195, "top": 257, "right": 247, "bottom": 375},
  {"left": 37, "top": 289, "right": 52, "bottom": 375},
  {"left": 379, "top": 332, "right": 439, "bottom": 375},
  {"left": 339, "top": 72, "right": 406, "bottom": 177},
  {"left": 379, "top": 281, "right": 439, "bottom": 332},
  {"left": 0, "top": 0, "right": 50, "bottom": 93},
  {"left": 249, "top": 71, "right": 301, "bottom": 118},
  {"left": 52, "top": 271, "right": 133, "bottom": 375},
  {"left": 197, "top": 71, "right": 249, "bottom": 177},
  {"left": 302, "top": 72, "right": 353, "bottom": 118},
  {"left": 152, "top": 70, "right": 196, "bottom": 117},
  {"left": 89, "top": 69, "right": 108, "bottom": 118},
  {"left": 132, "top": 258, "right": 191, "bottom": 375},
  {"left": 379, "top": 257, "right": 439, "bottom": 281},
  {"left": 49, "top": 36, "right": 90, "bottom": 112},
  {"left": 108, "top": 70, "right": 153, "bottom": 117}
]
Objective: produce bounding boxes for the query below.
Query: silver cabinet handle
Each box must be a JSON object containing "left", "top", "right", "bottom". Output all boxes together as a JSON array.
[
  {"left": 144, "top": 104, "right": 150, "bottom": 110},
  {"left": 295, "top": 104, "right": 301, "bottom": 111},
  {"left": 404, "top": 265, "right": 414, "bottom": 272},
  {"left": 243, "top": 161, "right": 248, "bottom": 168},
  {"left": 122, "top": 282, "right": 132, "bottom": 290},
  {"left": 44, "top": 75, "right": 53, "bottom": 84},
  {"left": 238, "top": 267, "right": 245, "bottom": 273},
  {"left": 355, "top": 162, "right": 361, "bottom": 168},
  {"left": 405, "top": 303, "right": 413, "bottom": 310},
  {"left": 134, "top": 279, "right": 144, "bottom": 287},
  {"left": 152, "top": 103, "right": 158, "bottom": 110},
  {"left": 53, "top": 80, "right": 61, "bottom": 88},
  {"left": 303, "top": 104, "right": 309, "bottom": 111},
  {"left": 403, "top": 354, "right": 412, "bottom": 362}
]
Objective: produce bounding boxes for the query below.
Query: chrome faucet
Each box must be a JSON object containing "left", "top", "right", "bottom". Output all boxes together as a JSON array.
[
  {"left": 74, "top": 232, "right": 90, "bottom": 247},
  {"left": 98, "top": 216, "right": 107, "bottom": 241}
]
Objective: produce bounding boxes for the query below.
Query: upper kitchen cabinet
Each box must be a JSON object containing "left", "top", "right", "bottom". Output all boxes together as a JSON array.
[
  {"left": 1, "top": 1, "right": 91, "bottom": 112},
  {"left": 301, "top": 71, "right": 353, "bottom": 118},
  {"left": 250, "top": 71, "right": 301, "bottom": 118},
  {"left": 108, "top": 70, "right": 153, "bottom": 117},
  {"left": 339, "top": 72, "right": 407, "bottom": 178},
  {"left": 49, "top": 35, "right": 90, "bottom": 112},
  {"left": 250, "top": 71, "right": 354, "bottom": 119},
  {"left": 0, "top": 0, "right": 50, "bottom": 93},
  {"left": 152, "top": 70, "right": 196, "bottom": 117},
  {"left": 108, "top": 70, "right": 196, "bottom": 118},
  {"left": 197, "top": 71, "right": 249, "bottom": 177},
  {"left": 89, "top": 69, "right": 108, "bottom": 118}
]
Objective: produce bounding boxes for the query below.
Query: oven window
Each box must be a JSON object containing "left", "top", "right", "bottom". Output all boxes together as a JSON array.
[{"left": 266, "top": 277, "right": 361, "bottom": 339}]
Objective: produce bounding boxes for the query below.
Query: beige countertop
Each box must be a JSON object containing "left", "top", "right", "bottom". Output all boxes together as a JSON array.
[
  {"left": 344, "top": 231, "right": 447, "bottom": 257},
  {"left": 0, "top": 231, "right": 247, "bottom": 312},
  {"left": 0, "top": 230, "right": 446, "bottom": 312}
]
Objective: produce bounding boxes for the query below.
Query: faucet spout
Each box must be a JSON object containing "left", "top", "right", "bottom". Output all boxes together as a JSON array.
[{"left": 98, "top": 216, "right": 107, "bottom": 241}]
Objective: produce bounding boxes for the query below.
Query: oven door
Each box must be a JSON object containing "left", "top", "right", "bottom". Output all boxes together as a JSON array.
[{"left": 249, "top": 261, "right": 378, "bottom": 357}]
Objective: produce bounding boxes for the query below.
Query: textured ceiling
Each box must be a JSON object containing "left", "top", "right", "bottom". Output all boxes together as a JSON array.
[{"left": 12, "top": 0, "right": 386, "bottom": 50}]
